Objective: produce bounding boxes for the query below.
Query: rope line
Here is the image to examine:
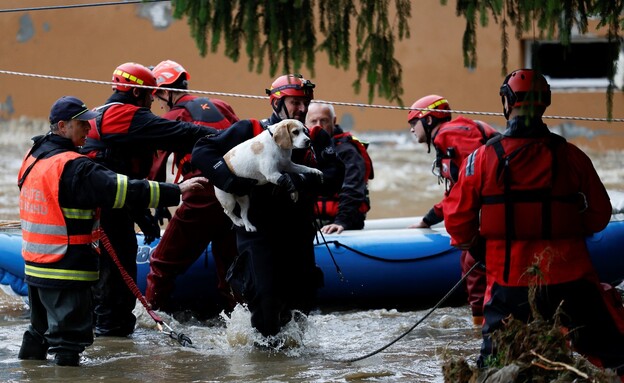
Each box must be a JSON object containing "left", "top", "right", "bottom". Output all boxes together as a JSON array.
[
  {"left": 1, "top": 69, "right": 623, "bottom": 123},
  {"left": 0, "top": 0, "right": 168, "bottom": 13},
  {"left": 328, "top": 260, "right": 482, "bottom": 363},
  {"left": 99, "top": 229, "right": 194, "bottom": 348}
]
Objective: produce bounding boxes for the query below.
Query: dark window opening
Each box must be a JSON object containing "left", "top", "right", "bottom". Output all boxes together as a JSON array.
[{"left": 531, "top": 41, "right": 616, "bottom": 79}]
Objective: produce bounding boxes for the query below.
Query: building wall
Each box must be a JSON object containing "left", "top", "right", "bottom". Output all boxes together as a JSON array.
[{"left": 1, "top": 0, "right": 623, "bottom": 148}]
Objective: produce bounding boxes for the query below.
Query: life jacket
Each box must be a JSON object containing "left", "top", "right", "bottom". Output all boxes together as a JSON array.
[
  {"left": 250, "top": 118, "right": 266, "bottom": 137},
  {"left": 432, "top": 118, "right": 498, "bottom": 191},
  {"left": 18, "top": 151, "right": 100, "bottom": 286},
  {"left": 479, "top": 133, "right": 587, "bottom": 283},
  {"left": 176, "top": 97, "right": 230, "bottom": 129},
  {"left": 316, "top": 132, "right": 373, "bottom": 218},
  {"left": 169, "top": 97, "right": 231, "bottom": 182}
]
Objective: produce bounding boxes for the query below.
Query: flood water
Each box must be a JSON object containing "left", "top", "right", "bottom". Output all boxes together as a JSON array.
[{"left": 1, "top": 120, "right": 623, "bottom": 382}]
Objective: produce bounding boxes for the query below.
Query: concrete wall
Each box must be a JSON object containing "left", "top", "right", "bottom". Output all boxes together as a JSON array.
[{"left": 1, "top": 0, "right": 623, "bottom": 148}]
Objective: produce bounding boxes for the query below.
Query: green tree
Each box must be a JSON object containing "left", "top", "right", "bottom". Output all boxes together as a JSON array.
[{"left": 171, "top": 0, "right": 623, "bottom": 113}]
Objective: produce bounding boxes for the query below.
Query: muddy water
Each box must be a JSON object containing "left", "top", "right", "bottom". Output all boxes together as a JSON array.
[{"left": 1, "top": 120, "right": 623, "bottom": 382}]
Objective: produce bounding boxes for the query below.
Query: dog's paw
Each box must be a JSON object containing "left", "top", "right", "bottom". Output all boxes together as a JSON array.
[{"left": 244, "top": 223, "right": 257, "bottom": 232}]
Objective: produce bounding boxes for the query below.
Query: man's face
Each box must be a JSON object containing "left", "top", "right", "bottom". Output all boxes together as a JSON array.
[
  {"left": 305, "top": 104, "right": 335, "bottom": 135},
  {"left": 281, "top": 96, "right": 311, "bottom": 123},
  {"left": 154, "top": 90, "right": 170, "bottom": 111},
  {"left": 409, "top": 118, "right": 427, "bottom": 144},
  {"left": 60, "top": 119, "right": 92, "bottom": 147}
]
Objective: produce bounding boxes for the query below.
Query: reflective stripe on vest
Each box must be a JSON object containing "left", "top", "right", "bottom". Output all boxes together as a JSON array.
[{"left": 24, "top": 264, "right": 98, "bottom": 282}]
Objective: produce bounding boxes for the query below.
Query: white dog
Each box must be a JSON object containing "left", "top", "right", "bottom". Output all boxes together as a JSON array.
[{"left": 214, "top": 119, "right": 323, "bottom": 232}]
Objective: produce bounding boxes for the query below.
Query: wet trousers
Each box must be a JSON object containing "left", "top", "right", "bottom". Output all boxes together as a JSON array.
[
  {"left": 145, "top": 187, "right": 238, "bottom": 314},
  {"left": 480, "top": 279, "right": 624, "bottom": 374},
  {"left": 228, "top": 228, "right": 323, "bottom": 337},
  {"left": 26, "top": 285, "right": 93, "bottom": 356},
  {"left": 460, "top": 250, "right": 486, "bottom": 318}
]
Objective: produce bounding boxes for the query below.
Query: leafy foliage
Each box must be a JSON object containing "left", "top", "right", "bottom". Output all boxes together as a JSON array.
[
  {"left": 170, "top": 0, "right": 624, "bottom": 111},
  {"left": 171, "top": 0, "right": 410, "bottom": 104}
]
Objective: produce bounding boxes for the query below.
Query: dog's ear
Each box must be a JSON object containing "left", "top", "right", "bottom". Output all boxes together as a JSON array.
[{"left": 273, "top": 121, "right": 293, "bottom": 149}]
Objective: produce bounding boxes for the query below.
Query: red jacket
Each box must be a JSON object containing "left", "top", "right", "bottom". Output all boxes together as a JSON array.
[
  {"left": 424, "top": 116, "right": 499, "bottom": 225},
  {"left": 445, "top": 122, "right": 611, "bottom": 287}
]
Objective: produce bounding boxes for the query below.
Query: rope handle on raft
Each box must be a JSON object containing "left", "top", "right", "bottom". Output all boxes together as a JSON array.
[{"left": 98, "top": 229, "right": 194, "bottom": 348}]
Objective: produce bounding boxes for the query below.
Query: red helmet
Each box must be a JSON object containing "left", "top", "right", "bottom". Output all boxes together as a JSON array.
[
  {"left": 152, "top": 60, "right": 189, "bottom": 93},
  {"left": 266, "top": 74, "right": 315, "bottom": 103},
  {"left": 111, "top": 62, "right": 157, "bottom": 92},
  {"left": 407, "top": 95, "right": 451, "bottom": 123},
  {"left": 500, "top": 69, "right": 551, "bottom": 108}
]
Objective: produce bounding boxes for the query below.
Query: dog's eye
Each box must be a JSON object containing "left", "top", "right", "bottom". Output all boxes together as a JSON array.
[{"left": 292, "top": 130, "right": 299, "bottom": 135}]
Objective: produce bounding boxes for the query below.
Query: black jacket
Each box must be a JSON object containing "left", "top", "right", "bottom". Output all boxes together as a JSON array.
[{"left": 81, "top": 91, "right": 218, "bottom": 178}]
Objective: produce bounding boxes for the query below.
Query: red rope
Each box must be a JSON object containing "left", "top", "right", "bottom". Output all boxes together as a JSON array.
[{"left": 98, "top": 229, "right": 163, "bottom": 324}]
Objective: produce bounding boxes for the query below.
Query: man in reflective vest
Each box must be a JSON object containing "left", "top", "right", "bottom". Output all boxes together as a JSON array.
[
  {"left": 445, "top": 69, "right": 624, "bottom": 376},
  {"left": 306, "top": 102, "right": 372, "bottom": 234},
  {"left": 408, "top": 94, "right": 498, "bottom": 326},
  {"left": 18, "top": 96, "right": 207, "bottom": 366}
]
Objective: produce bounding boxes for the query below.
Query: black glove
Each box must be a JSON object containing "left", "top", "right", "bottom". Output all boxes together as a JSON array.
[
  {"left": 154, "top": 206, "right": 172, "bottom": 225},
  {"left": 225, "top": 175, "right": 258, "bottom": 197},
  {"left": 309, "top": 126, "right": 332, "bottom": 157},
  {"left": 297, "top": 171, "right": 324, "bottom": 191},
  {"left": 277, "top": 173, "right": 299, "bottom": 193},
  {"left": 131, "top": 208, "right": 161, "bottom": 245},
  {"left": 468, "top": 235, "right": 486, "bottom": 265},
  {"left": 277, "top": 172, "right": 324, "bottom": 194}
]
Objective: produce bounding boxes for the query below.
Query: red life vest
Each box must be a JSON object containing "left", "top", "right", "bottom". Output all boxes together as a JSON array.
[
  {"left": 432, "top": 117, "right": 498, "bottom": 189},
  {"left": 18, "top": 151, "right": 100, "bottom": 284},
  {"left": 479, "top": 134, "right": 587, "bottom": 283},
  {"left": 175, "top": 97, "right": 231, "bottom": 130},
  {"left": 170, "top": 98, "right": 231, "bottom": 182},
  {"left": 250, "top": 118, "right": 265, "bottom": 137},
  {"left": 316, "top": 132, "right": 373, "bottom": 218}
]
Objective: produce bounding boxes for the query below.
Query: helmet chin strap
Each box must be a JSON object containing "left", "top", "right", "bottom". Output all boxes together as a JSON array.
[
  {"left": 272, "top": 98, "right": 291, "bottom": 120},
  {"left": 166, "top": 91, "right": 175, "bottom": 110},
  {"left": 503, "top": 97, "right": 511, "bottom": 119},
  {"left": 422, "top": 118, "right": 436, "bottom": 154}
]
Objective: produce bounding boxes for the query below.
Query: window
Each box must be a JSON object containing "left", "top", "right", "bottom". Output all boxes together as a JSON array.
[{"left": 524, "top": 39, "right": 624, "bottom": 90}]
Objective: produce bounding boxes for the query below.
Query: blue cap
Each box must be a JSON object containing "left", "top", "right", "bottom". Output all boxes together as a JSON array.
[{"left": 49, "top": 96, "right": 99, "bottom": 125}]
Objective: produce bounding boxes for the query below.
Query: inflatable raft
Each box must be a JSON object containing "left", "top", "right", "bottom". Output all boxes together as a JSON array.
[{"left": 2, "top": 216, "right": 624, "bottom": 314}]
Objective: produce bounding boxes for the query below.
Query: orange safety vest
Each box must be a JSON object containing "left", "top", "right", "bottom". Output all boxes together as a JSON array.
[{"left": 18, "top": 151, "right": 100, "bottom": 284}]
